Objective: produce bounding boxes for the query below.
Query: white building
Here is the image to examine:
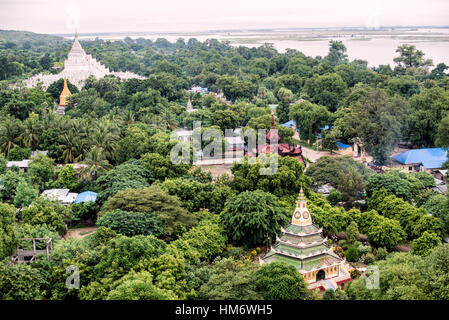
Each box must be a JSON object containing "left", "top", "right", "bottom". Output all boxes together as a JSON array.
[
  {"left": 224, "top": 136, "right": 244, "bottom": 151},
  {"left": 41, "top": 189, "right": 78, "bottom": 205},
  {"left": 174, "top": 129, "right": 194, "bottom": 142},
  {"left": 6, "top": 160, "right": 33, "bottom": 172}
]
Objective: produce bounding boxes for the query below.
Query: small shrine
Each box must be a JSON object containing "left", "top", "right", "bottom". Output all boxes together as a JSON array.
[
  {"left": 261, "top": 188, "right": 351, "bottom": 291},
  {"left": 186, "top": 98, "right": 198, "bottom": 112}
]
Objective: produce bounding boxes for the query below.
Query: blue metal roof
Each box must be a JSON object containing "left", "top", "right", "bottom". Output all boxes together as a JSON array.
[
  {"left": 74, "top": 191, "right": 98, "bottom": 203},
  {"left": 336, "top": 141, "right": 351, "bottom": 149},
  {"left": 392, "top": 148, "right": 448, "bottom": 169},
  {"left": 280, "top": 120, "right": 297, "bottom": 128},
  {"left": 320, "top": 125, "right": 333, "bottom": 130}
]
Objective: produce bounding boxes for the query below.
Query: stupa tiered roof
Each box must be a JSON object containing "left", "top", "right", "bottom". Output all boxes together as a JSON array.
[{"left": 24, "top": 33, "right": 145, "bottom": 90}]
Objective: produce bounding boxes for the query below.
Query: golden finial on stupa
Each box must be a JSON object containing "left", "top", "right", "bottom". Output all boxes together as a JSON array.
[
  {"left": 59, "top": 77, "right": 72, "bottom": 106},
  {"left": 298, "top": 187, "right": 306, "bottom": 202}
]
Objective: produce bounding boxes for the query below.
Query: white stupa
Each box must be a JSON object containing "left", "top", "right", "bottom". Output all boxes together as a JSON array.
[{"left": 24, "top": 32, "right": 145, "bottom": 90}]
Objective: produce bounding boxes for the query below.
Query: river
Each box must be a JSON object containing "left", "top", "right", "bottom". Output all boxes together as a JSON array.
[{"left": 72, "top": 27, "right": 449, "bottom": 67}]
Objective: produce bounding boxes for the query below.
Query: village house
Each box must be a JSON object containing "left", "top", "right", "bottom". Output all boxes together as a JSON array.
[
  {"left": 391, "top": 148, "right": 448, "bottom": 174},
  {"left": 41, "top": 189, "right": 78, "bottom": 205},
  {"left": 433, "top": 169, "right": 448, "bottom": 184},
  {"left": 335, "top": 141, "right": 352, "bottom": 156},
  {"left": 174, "top": 129, "right": 193, "bottom": 142},
  {"left": 6, "top": 159, "right": 33, "bottom": 172}
]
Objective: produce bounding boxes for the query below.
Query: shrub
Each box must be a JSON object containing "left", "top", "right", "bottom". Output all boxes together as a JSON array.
[
  {"left": 338, "top": 240, "right": 348, "bottom": 250},
  {"left": 346, "top": 221, "right": 359, "bottom": 244},
  {"left": 7, "top": 146, "right": 31, "bottom": 161},
  {"left": 345, "top": 246, "right": 359, "bottom": 262},
  {"left": 362, "top": 253, "right": 375, "bottom": 264},
  {"left": 357, "top": 244, "right": 371, "bottom": 256},
  {"left": 0, "top": 261, "right": 45, "bottom": 300},
  {"left": 349, "top": 268, "right": 361, "bottom": 279},
  {"left": 375, "top": 247, "right": 388, "bottom": 261},
  {"left": 411, "top": 231, "right": 441, "bottom": 257}
]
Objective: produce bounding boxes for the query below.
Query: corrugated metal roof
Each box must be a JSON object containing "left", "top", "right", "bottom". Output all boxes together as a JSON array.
[
  {"left": 74, "top": 191, "right": 98, "bottom": 203},
  {"left": 392, "top": 148, "right": 448, "bottom": 169},
  {"left": 280, "top": 120, "right": 297, "bottom": 128},
  {"left": 336, "top": 141, "right": 351, "bottom": 149},
  {"left": 41, "top": 189, "right": 78, "bottom": 204}
]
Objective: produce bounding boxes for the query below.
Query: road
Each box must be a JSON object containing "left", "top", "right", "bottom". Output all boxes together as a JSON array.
[{"left": 301, "top": 146, "right": 338, "bottom": 163}]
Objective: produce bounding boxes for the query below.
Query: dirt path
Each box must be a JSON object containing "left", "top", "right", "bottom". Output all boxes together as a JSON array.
[
  {"left": 198, "top": 164, "right": 233, "bottom": 178},
  {"left": 301, "top": 146, "right": 338, "bottom": 163},
  {"left": 64, "top": 227, "right": 97, "bottom": 239}
]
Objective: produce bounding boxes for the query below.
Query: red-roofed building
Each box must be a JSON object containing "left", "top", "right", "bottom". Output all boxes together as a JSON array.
[{"left": 246, "top": 111, "right": 305, "bottom": 165}]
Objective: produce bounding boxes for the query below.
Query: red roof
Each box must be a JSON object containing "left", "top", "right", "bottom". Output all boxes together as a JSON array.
[
  {"left": 266, "top": 128, "right": 281, "bottom": 143},
  {"left": 252, "top": 143, "right": 304, "bottom": 163}
]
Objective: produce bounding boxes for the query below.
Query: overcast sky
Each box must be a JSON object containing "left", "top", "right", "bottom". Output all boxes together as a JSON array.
[{"left": 1, "top": 0, "right": 449, "bottom": 34}]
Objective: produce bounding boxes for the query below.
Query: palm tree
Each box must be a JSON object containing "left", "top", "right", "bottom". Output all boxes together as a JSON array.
[
  {"left": 122, "top": 109, "right": 135, "bottom": 126},
  {"left": 81, "top": 146, "right": 112, "bottom": 180},
  {"left": 19, "top": 114, "right": 42, "bottom": 149},
  {"left": 161, "top": 107, "right": 178, "bottom": 130},
  {"left": 0, "top": 117, "right": 21, "bottom": 156},
  {"left": 89, "top": 120, "right": 119, "bottom": 162},
  {"left": 60, "top": 132, "right": 77, "bottom": 163},
  {"left": 73, "top": 139, "right": 87, "bottom": 162}
]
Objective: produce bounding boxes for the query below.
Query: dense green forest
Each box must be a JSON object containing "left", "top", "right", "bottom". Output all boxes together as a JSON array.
[{"left": 0, "top": 30, "right": 448, "bottom": 300}]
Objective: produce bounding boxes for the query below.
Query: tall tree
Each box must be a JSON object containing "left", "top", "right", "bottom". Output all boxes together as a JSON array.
[
  {"left": 289, "top": 100, "right": 331, "bottom": 143},
  {"left": 335, "top": 90, "right": 407, "bottom": 164},
  {"left": 393, "top": 44, "right": 433, "bottom": 72},
  {"left": 253, "top": 262, "right": 308, "bottom": 300},
  {"left": 325, "top": 40, "right": 348, "bottom": 67},
  {"left": 220, "top": 190, "right": 289, "bottom": 247},
  {"left": 276, "top": 87, "right": 294, "bottom": 123}
]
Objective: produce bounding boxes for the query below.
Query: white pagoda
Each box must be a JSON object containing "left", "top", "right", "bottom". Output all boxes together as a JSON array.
[{"left": 24, "top": 32, "right": 144, "bottom": 90}]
